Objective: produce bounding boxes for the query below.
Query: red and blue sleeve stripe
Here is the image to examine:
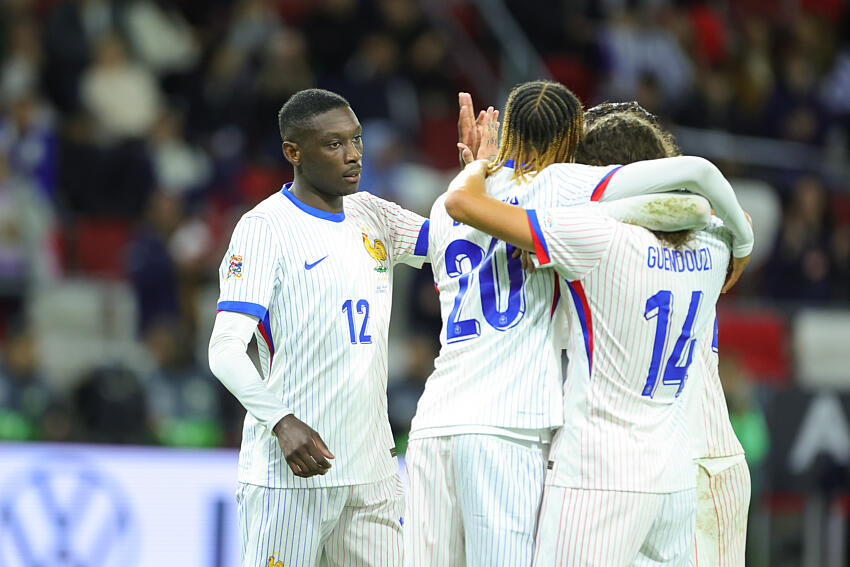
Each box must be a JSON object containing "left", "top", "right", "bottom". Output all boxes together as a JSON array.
[
  {"left": 413, "top": 220, "right": 429, "bottom": 257},
  {"left": 257, "top": 311, "right": 275, "bottom": 371},
  {"left": 217, "top": 300, "right": 267, "bottom": 320},
  {"left": 526, "top": 210, "right": 551, "bottom": 265},
  {"left": 590, "top": 165, "right": 623, "bottom": 201},
  {"left": 566, "top": 280, "right": 593, "bottom": 376}
]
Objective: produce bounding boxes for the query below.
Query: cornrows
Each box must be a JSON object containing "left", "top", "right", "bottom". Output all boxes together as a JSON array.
[{"left": 489, "top": 81, "right": 584, "bottom": 182}]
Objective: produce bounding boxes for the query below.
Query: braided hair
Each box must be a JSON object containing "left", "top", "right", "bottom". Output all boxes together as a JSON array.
[{"left": 490, "top": 81, "right": 584, "bottom": 182}]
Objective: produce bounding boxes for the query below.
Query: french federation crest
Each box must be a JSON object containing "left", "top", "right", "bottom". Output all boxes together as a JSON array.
[
  {"left": 362, "top": 233, "right": 388, "bottom": 272},
  {"left": 227, "top": 255, "right": 243, "bottom": 279}
]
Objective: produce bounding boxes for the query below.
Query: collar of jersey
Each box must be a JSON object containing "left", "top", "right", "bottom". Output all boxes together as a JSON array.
[{"left": 281, "top": 183, "right": 345, "bottom": 222}]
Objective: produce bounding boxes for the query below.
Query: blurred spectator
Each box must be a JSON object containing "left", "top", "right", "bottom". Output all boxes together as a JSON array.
[
  {"left": 141, "top": 318, "right": 228, "bottom": 447},
  {"left": 0, "top": 90, "right": 58, "bottom": 200},
  {"left": 1, "top": 15, "right": 42, "bottom": 108},
  {"left": 597, "top": 8, "right": 694, "bottom": 112},
  {"left": 764, "top": 174, "right": 834, "bottom": 302},
  {"left": 303, "top": 0, "right": 370, "bottom": 76},
  {"left": 123, "top": 0, "right": 199, "bottom": 79},
  {"left": 57, "top": 111, "right": 153, "bottom": 216},
  {"left": 42, "top": 0, "right": 125, "bottom": 112},
  {"left": 71, "top": 363, "right": 153, "bottom": 444},
  {"left": 0, "top": 324, "right": 53, "bottom": 440},
  {"left": 721, "top": 354, "right": 770, "bottom": 474},
  {"left": 248, "top": 27, "right": 314, "bottom": 158},
  {"left": 79, "top": 33, "right": 162, "bottom": 141},
  {"left": 125, "top": 191, "right": 182, "bottom": 332},
  {"left": 148, "top": 108, "right": 212, "bottom": 198},
  {"left": 0, "top": 153, "right": 57, "bottom": 291}
]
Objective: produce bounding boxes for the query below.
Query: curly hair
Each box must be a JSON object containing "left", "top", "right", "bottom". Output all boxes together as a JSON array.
[
  {"left": 576, "top": 102, "right": 680, "bottom": 166},
  {"left": 489, "top": 81, "right": 584, "bottom": 182},
  {"left": 578, "top": 101, "right": 692, "bottom": 249}
]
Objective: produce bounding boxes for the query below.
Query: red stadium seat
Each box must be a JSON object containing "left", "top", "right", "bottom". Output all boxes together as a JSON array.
[
  {"left": 717, "top": 307, "right": 791, "bottom": 384},
  {"left": 73, "top": 218, "right": 132, "bottom": 278}
]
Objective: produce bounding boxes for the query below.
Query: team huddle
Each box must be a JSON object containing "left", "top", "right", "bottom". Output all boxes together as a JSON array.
[{"left": 208, "top": 84, "right": 754, "bottom": 567}]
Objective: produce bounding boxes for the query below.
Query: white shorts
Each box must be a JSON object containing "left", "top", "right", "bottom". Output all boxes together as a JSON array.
[
  {"left": 237, "top": 475, "right": 403, "bottom": 567},
  {"left": 693, "top": 457, "right": 750, "bottom": 567},
  {"left": 533, "top": 486, "right": 695, "bottom": 567},
  {"left": 404, "top": 434, "right": 548, "bottom": 567}
]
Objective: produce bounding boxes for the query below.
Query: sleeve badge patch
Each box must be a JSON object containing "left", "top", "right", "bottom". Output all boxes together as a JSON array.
[{"left": 227, "top": 255, "right": 243, "bottom": 279}]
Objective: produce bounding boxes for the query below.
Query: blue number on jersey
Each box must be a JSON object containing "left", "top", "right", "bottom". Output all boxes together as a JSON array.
[
  {"left": 445, "top": 239, "right": 484, "bottom": 343},
  {"left": 444, "top": 237, "right": 526, "bottom": 343},
  {"left": 642, "top": 290, "right": 703, "bottom": 399},
  {"left": 342, "top": 299, "right": 372, "bottom": 344}
]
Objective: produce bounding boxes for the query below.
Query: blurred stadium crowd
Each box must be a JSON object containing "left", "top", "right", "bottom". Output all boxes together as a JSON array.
[{"left": 0, "top": 0, "right": 849, "bottom": 560}]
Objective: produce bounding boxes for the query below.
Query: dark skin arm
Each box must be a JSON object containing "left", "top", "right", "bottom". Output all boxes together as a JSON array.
[
  {"left": 273, "top": 414, "right": 334, "bottom": 477},
  {"left": 445, "top": 160, "right": 535, "bottom": 251}
]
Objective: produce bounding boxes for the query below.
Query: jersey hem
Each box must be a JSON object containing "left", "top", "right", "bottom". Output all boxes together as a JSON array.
[{"left": 236, "top": 469, "right": 398, "bottom": 489}]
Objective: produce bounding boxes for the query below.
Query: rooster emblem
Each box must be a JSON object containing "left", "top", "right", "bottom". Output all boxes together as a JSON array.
[{"left": 362, "top": 232, "right": 388, "bottom": 272}]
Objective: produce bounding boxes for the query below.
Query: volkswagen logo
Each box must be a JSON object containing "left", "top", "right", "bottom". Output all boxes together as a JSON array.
[{"left": 0, "top": 451, "right": 137, "bottom": 567}]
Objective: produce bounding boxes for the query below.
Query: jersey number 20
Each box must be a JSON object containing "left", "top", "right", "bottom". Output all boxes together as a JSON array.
[
  {"left": 642, "top": 290, "right": 703, "bottom": 400},
  {"left": 444, "top": 238, "right": 526, "bottom": 343}
]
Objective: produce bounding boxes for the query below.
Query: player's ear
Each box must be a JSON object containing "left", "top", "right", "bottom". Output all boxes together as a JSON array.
[{"left": 282, "top": 141, "right": 301, "bottom": 166}]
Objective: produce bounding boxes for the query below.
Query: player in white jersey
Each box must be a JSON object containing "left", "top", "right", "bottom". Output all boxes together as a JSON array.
[
  {"left": 686, "top": 320, "right": 750, "bottom": 566},
  {"left": 578, "top": 102, "right": 751, "bottom": 566},
  {"left": 405, "top": 84, "right": 751, "bottom": 567},
  {"left": 208, "top": 89, "right": 430, "bottom": 567},
  {"left": 441, "top": 158, "right": 752, "bottom": 566}
]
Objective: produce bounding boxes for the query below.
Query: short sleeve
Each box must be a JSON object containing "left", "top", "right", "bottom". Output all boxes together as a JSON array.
[
  {"left": 540, "top": 163, "right": 622, "bottom": 207},
  {"left": 217, "top": 215, "right": 282, "bottom": 319},
  {"left": 357, "top": 193, "right": 430, "bottom": 268},
  {"left": 525, "top": 204, "right": 615, "bottom": 281}
]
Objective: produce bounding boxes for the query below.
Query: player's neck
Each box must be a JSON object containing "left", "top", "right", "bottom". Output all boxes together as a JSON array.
[{"left": 290, "top": 180, "right": 344, "bottom": 214}]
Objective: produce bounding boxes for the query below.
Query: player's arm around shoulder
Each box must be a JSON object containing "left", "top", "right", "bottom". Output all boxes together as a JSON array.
[{"left": 445, "top": 159, "right": 535, "bottom": 251}]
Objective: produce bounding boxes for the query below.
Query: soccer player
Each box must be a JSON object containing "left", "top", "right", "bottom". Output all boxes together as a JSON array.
[
  {"left": 404, "top": 82, "right": 751, "bottom": 566},
  {"left": 208, "top": 89, "right": 430, "bottom": 567},
  {"left": 443, "top": 153, "right": 750, "bottom": 566},
  {"left": 579, "top": 102, "right": 751, "bottom": 566}
]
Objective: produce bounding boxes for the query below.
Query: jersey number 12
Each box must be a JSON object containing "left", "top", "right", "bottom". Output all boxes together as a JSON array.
[{"left": 342, "top": 299, "right": 372, "bottom": 344}]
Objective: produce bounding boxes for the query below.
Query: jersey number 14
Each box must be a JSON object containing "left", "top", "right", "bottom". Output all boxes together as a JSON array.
[{"left": 642, "top": 290, "right": 704, "bottom": 400}]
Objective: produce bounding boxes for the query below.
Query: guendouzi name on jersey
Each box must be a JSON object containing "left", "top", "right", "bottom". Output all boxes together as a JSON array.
[
  {"left": 527, "top": 206, "right": 732, "bottom": 493},
  {"left": 410, "top": 162, "right": 619, "bottom": 436},
  {"left": 217, "top": 184, "right": 429, "bottom": 488}
]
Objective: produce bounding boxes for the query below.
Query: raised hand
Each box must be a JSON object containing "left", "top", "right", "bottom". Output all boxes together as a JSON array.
[
  {"left": 273, "top": 414, "right": 335, "bottom": 477},
  {"left": 458, "top": 105, "right": 499, "bottom": 165},
  {"left": 458, "top": 92, "right": 479, "bottom": 167}
]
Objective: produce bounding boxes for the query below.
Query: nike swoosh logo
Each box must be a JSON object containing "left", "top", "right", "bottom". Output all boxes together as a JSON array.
[{"left": 304, "top": 256, "right": 328, "bottom": 270}]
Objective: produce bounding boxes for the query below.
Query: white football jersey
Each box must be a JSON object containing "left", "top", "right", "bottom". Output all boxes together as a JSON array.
[
  {"left": 529, "top": 205, "right": 731, "bottom": 493},
  {"left": 685, "top": 311, "right": 746, "bottom": 459},
  {"left": 410, "top": 162, "right": 619, "bottom": 436},
  {"left": 217, "top": 184, "right": 429, "bottom": 488}
]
